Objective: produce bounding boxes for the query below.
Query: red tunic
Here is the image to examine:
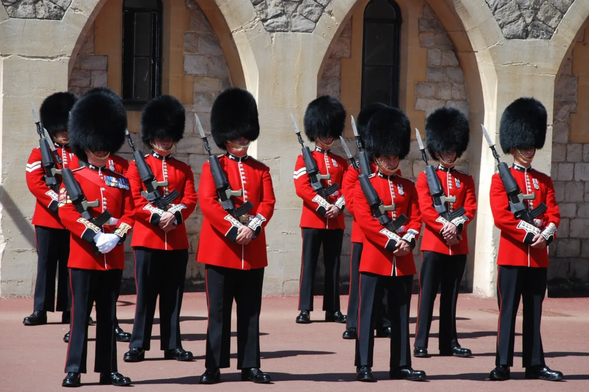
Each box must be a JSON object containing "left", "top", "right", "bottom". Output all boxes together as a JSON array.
[
  {"left": 355, "top": 172, "right": 422, "bottom": 276},
  {"left": 58, "top": 166, "right": 135, "bottom": 270},
  {"left": 416, "top": 167, "right": 477, "bottom": 255},
  {"left": 341, "top": 162, "right": 385, "bottom": 244},
  {"left": 128, "top": 153, "right": 198, "bottom": 250},
  {"left": 293, "top": 147, "right": 348, "bottom": 229},
  {"left": 26, "top": 144, "right": 79, "bottom": 229},
  {"left": 106, "top": 154, "right": 129, "bottom": 175},
  {"left": 490, "top": 165, "right": 560, "bottom": 268},
  {"left": 196, "top": 154, "right": 276, "bottom": 270}
]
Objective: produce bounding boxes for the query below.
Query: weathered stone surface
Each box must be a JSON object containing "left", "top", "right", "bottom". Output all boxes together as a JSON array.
[
  {"left": 419, "top": 32, "right": 435, "bottom": 48},
  {"left": 78, "top": 56, "right": 107, "bottom": 71},
  {"left": 441, "top": 50, "right": 459, "bottom": 67},
  {"left": 446, "top": 67, "right": 465, "bottom": 83},
  {"left": 552, "top": 143, "right": 566, "bottom": 162},
  {"left": 565, "top": 181, "right": 584, "bottom": 202},
  {"left": 558, "top": 203, "right": 576, "bottom": 218},
  {"left": 184, "top": 32, "right": 199, "bottom": 54},
  {"left": 553, "top": 181, "right": 565, "bottom": 202},
  {"left": 416, "top": 82, "right": 435, "bottom": 99},
  {"left": 552, "top": 121, "right": 569, "bottom": 143},
  {"left": 415, "top": 98, "right": 444, "bottom": 113},
  {"left": 451, "top": 84, "right": 467, "bottom": 100},
  {"left": 569, "top": 258, "right": 589, "bottom": 281},
  {"left": 91, "top": 70, "right": 107, "bottom": 87},
  {"left": 250, "top": 0, "right": 332, "bottom": 33},
  {"left": 554, "top": 76, "right": 577, "bottom": 103},
  {"left": 437, "top": 83, "right": 452, "bottom": 100},
  {"left": 426, "top": 67, "right": 445, "bottom": 83},
  {"left": 558, "top": 217, "right": 569, "bottom": 237},
  {"left": 427, "top": 49, "right": 441, "bottom": 66},
  {"left": 558, "top": 162, "right": 574, "bottom": 181},
  {"left": 574, "top": 163, "right": 589, "bottom": 181},
  {"left": 577, "top": 203, "right": 589, "bottom": 218},
  {"left": 2, "top": 0, "right": 71, "bottom": 20},
  {"left": 567, "top": 144, "right": 582, "bottom": 163},
  {"left": 446, "top": 100, "right": 469, "bottom": 117},
  {"left": 584, "top": 145, "right": 589, "bottom": 162},
  {"left": 570, "top": 219, "right": 589, "bottom": 238},
  {"left": 484, "top": 0, "right": 572, "bottom": 40},
  {"left": 330, "top": 35, "right": 351, "bottom": 59},
  {"left": 434, "top": 33, "right": 453, "bottom": 49},
  {"left": 69, "top": 69, "right": 91, "bottom": 87},
  {"left": 556, "top": 239, "right": 580, "bottom": 257},
  {"left": 199, "top": 34, "right": 223, "bottom": 56}
]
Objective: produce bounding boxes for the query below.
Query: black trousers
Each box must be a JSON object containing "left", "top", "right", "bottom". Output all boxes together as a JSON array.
[
  {"left": 355, "top": 272, "right": 413, "bottom": 368},
  {"left": 414, "top": 251, "right": 467, "bottom": 352},
  {"left": 298, "top": 228, "right": 343, "bottom": 312},
  {"left": 129, "top": 248, "right": 188, "bottom": 351},
  {"left": 205, "top": 265, "right": 264, "bottom": 369},
  {"left": 33, "top": 226, "right": 70, "bottom": 312},
  {"left": 496, "top": 265, "right": 547, "bottom": 368},
  {"left": 65, "top": 268, "right": 122, "bottom": 374},
  {"left": 345, "top": 242, "right": 389, "bottom": 331}
]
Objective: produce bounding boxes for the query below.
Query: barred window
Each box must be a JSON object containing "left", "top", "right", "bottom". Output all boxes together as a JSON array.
[
  {"left": 122, "top": 0, "right": 162, "bottom": 109},
  {"left": 362, "top": 0, "right": 402, "bottom": 108}
]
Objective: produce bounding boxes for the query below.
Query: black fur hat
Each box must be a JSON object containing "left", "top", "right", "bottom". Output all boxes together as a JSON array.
[
  {"left": 141, "top": 95, "right": 185, "bottom": 145},
  {"left": 303, "top": 96, "right": 346, "bottom": 142},
  {"left": 68, "top": 91, "right": 127, "bottom": 162},
  {"left": 210, "top": 88, "right": 259, "bottom": 150},
  {"left": 39, "top": 92, "right": 77, "bottom": 134},
  {"left": 357, "top": 102, "right": 389, "bottom": 140},
  {"left": 425, "top": 107, "right": 470, "bottom": 160},
  {"left": 499, "top": 97, "right": 547, "bottom": 154},
  {"left": 364, "top": 107, "right": 411, "bottom": 159},
  {"left": 84, "top": 87, "right": 121, "bottom": 101}
]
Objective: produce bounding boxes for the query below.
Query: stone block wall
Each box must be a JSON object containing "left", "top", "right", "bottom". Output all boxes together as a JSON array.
[
  {"left": 68, "top": 24, "right": 108, "bottom": 97},
  {"left": 550, "top": 28, "right": 589, "bottom": 296}
]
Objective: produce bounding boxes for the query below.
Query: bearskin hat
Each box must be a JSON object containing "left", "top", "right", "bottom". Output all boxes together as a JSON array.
[
  {"left": 499, "top": 97, "right": 547, "bottom": 154},
  {"left": 84, "top": 87, "right": 122, "bottom": 101},
  {"left": 210, "top": 88, "right": 259, "bottom": 150},
  {"left": 364, "top": 107, "right": 411, "bottom": 159},
  {"left": 39, "top": 92, "right": 77, "bottom": 134},
  {"left": 356, "top": 102, "right": 389, "bottom": 140},
  {"left": 303, "top": 96, "right": 346, "bottom": 142},
  {"left": 425, "top": 107, "right": 470, "bottom": 160},
  {"left": 141, "top": 95, "right": 185, "bottom": 145},
  {"left": 68, "top": 91, "right": 127, "bottom": 162}
]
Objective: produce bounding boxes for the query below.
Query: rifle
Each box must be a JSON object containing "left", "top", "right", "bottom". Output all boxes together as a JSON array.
[
  {"left": 415, "top": 128, "right": 465, "bottom": 222},
  {"left": 125, "top": 130, "right": 179, "bottom": 210},
  {"left": 61, "top": 168, "right": 112, "bottom": 227},
  {"left": 32, "top": 103, "right": 62, "bottom": 192},
  {"left": 290, "top": 114, "right": 340, "bottom": 200},
  {"left": 481, "top": 124, "right": 547, "bottom": 224},
  {"left": 195, "top": 114, "right": 253, "bottom": 219},
  {"left": 351, "top": 115, "right": 372, "bottom": 176}
]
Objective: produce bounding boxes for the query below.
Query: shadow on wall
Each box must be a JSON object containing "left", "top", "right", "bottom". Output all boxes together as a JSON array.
[{"left": 0, "top": 185, "right": 37, "bottom": 248}]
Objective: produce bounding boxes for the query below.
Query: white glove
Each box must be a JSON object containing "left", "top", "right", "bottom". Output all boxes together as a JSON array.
[{"left": 93, "top": 232, "right": 119, "bottom": 254}]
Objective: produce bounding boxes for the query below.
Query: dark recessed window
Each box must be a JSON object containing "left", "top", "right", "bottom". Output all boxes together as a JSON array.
[
  {"left": 122, "top": 0, "right": 162, "bottom": 110},
  {"left": 361, "top": 0, "right": 402, "bottom": 108}
]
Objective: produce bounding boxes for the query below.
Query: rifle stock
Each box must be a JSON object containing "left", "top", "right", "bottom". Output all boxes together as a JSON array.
[{"left": 61, "top": 168, "right": 112, "bottom": 226}]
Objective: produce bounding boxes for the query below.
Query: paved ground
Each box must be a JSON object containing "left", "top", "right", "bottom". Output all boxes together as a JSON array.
[{"left": 1, "top": 293, "right": 588, "bottom": 391}]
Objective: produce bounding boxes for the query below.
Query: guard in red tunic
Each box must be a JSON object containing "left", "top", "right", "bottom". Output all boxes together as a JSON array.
[
  {"left": 24, "top": 92, "right": 78, "bottom": 326},
  {"left": 294, "top": 96, "right": 348, "bottom": 324},
  {"left": 414, "top": 107, "right": 476, "bottom": 358},
  {"left": 59, "top": 92, "right": 134, "bottom": 387},
  {"left": 61, "top": 89, "right": 132, "bottom": 344},
  {"left": 488, "top": 98, "right": 562, "bottom": 382},
  {"left": 353, "top": 107, "right": 425, "bottom": 382},
  {"left": 341, "top": 102, "right": 389, "bottom": 340},
  {"left": 197, "top": 88, "right": 275, "bottom": 384},
  {"left": 124, "top": 95, "right": 198, "bottom": 363}
]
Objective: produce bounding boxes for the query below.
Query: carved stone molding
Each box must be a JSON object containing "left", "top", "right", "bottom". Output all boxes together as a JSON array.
[
  {"left": 251, "top": 0, "right": 332, "bottom": 33},
  {"left": 2, "top": 0, "right": 72, "bottom": 20}
]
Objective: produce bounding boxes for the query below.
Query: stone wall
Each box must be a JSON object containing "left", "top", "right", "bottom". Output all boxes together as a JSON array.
[
  {"left": 484, "top": 0, "right": 574, "bottom": 40},
  {"left": 251, "top": 0, "right": 333, "bottom": 33},
  {"left": 1, "top": 0, "right": 71, "bottom": 20},
  {"left": 68, "top": 24, "right": 108, "bottom": 97},
  {"left": 550, "top": 27, "right": 589, "bottom": 296}
]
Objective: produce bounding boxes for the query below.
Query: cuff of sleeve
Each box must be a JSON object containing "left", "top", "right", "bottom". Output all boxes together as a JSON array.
[
  {"left": 78, "top": 218, "right": 101, "bottom": 243},
  {"left": 224, "top": 215, "right": 243, "bottom": 243},
  {"left": 168, "top": 203, "right": 187, "bottom": 225},
  {"left": 517, "top": 220, "right": 542, "bottom": 244},
  {"left": 380, "top": 228, "right": 401, "bottom": 252},
  {"left": 247, "top": 214, "right": 267, "bottom": 238},
  {"left": 435, "top": 216, "right": 450, "bottom": 234},
  {"left": 114, "top": 223, "right": 132, "bottom": 244},
  {"left": 450, "top": 215, "right": 468, "bottom": 234},
  {"left": 334, "top": 196, "right": 345, "bottom": 210},
  {"left": 312, "top": 194, "right": 330, "bottom": 216},
  {"left": 541, "top": 222, "right": 557, "bottom": 246},
  {"left": 402, "top": 229, "right": 419, "bottom": 250},
  {"left": 143, "top": 204, "right": 165, "bottom": 225}
]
